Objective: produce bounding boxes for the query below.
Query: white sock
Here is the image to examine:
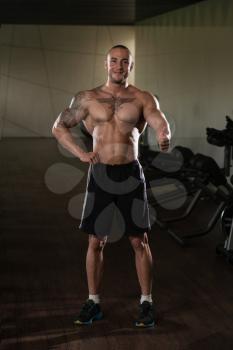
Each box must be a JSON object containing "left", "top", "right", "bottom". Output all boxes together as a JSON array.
[
  {"left": 140, "top": 294, "right": 153, "bottom": 304},
  {"left": 89, "top": 294, "right": 100, "bottom": 304}
]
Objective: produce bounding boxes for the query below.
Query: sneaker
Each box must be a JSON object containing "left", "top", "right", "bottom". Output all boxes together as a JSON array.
[
  {"left": 135, "top": 301, "right": 156, "bottom": 328},
  {"left": 74, "top": 299, "right": 103, "bottom": 325}
]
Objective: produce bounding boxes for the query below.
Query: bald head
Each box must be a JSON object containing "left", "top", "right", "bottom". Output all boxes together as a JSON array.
[{"left": 107, "top": 45, "right": 133, "bottom": 61}]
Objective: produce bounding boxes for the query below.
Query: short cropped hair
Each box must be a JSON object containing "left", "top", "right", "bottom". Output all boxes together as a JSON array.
[{"left": 107, "top": 44, "right": 132, "bottom": 58}]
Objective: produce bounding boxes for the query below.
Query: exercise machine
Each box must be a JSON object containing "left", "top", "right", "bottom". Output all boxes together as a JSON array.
[
  {"left": 207, "top": 116, "right": 233, "bottom": 263},
  {"left": 148, "top": 151, "right": 232, "bottom": 246}
]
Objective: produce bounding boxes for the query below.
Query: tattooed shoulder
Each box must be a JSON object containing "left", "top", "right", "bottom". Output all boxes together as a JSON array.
[
  {"left": 55, "top": 91, "right": 90, "bottom": 129},
  {"left": 70, "top": 90, "right": 89, "bottom": 109}
]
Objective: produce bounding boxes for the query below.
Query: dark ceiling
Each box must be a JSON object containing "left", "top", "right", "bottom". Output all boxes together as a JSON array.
[{"left": 0, "top": 0, "right": 206, "bottom": 25}]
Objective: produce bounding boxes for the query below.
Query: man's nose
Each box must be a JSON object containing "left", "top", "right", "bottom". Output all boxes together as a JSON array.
[{"left": 116, "top": 61, "right": 123, "bottom": 69}]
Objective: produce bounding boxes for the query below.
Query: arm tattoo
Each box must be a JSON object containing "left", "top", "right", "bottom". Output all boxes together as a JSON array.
[{"left": 56, "top": 91, "right": 87, "bottom": 129}]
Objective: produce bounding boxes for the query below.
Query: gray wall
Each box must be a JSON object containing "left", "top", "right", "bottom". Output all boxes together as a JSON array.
[
  {"left": 0, "top": 25, "right": 135, "bottom": 138},
  {"left": 135, "top": 0, "right": 233, "bottom": 167}
]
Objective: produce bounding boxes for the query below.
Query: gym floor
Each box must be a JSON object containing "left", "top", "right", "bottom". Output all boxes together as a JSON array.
[{"left": 1, "top": 138, "right": 233, "bottom": 350}]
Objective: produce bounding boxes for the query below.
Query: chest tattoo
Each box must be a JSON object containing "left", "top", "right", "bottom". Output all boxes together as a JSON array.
[{"left": 97, "top": 97, "right": 135, "bottom": 113}]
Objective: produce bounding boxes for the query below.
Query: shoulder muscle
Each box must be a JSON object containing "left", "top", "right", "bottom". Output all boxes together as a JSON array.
[{"left": 55, "top": 91, "right": 89, "bottom": 129}]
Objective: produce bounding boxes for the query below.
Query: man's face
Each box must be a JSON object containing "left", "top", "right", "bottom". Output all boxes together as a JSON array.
[{"left": 105, "top": 48, "right": 133, "bottom": 84}]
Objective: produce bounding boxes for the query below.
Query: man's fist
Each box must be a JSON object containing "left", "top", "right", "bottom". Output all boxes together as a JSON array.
[{"left": 158, "top": 127, "right": 170, "bottom": 152}]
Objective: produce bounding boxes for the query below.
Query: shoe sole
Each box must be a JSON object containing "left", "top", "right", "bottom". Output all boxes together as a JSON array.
[
  {"left": 74, "top": 311, "right": 103, "bottom": 325},
  {"left": 135, "top": 321, "right": 155, "bottom": 328}
]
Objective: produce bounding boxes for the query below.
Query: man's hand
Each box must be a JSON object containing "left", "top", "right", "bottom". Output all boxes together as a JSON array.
[
  {"left": 79, "top": 151, "right": 100, "bottom": 164},
  {"left": 158, "top": 127, "right": 170, "bottom": 152}
]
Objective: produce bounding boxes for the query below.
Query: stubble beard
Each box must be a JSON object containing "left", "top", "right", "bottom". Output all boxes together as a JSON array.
[{"left": 109, "top": 72, "right": 127, "bottom": 85}]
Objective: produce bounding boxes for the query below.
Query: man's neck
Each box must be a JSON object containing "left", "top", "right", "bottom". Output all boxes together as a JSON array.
[{"left": 104, "top": 80, "right": 129, "bottom": 96}]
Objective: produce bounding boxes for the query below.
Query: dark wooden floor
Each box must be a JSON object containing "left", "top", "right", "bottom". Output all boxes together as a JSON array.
[{"left": 0, "top": 138, "right": 233, "bottom": 350}]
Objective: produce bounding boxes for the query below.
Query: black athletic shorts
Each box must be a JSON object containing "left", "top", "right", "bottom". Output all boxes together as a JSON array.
[{"left": 79, "top": 160, "right": 151, "bottom": 241}]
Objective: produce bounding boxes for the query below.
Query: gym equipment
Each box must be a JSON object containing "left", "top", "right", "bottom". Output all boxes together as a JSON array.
[
  {"left": 207, "top": 115, "right": 233, "bottom": 177},
  {"left": 145, "top": 147, "right": 202, "bottom": 227},
  {"left": 140, "top": 145, "right": 194, "bottom": 179},
  {"left": 216, "top": 204, "right": 233, "bottom": 263},
  {"left": 152, "top": 153, "right": 232, "bottom": 246},
  {"left": 141, "top": 139, "right": 233, "bottom": 246},
  {"left": 207, "top": 116, "right": 233, "bottom": 263}
]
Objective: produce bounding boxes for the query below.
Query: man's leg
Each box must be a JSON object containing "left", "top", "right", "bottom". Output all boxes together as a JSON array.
[
  {"left": 86, "top": 234, "right": 107, "bottom": 294},
  {"left": 128, "top": 232, "right": 153, "bottom": 295},
  {"left": 129, "top": 232, "right": 155, "bottom": 327},
  {"left": 74, "top": 234, "right": 107, "bottom": 325}
]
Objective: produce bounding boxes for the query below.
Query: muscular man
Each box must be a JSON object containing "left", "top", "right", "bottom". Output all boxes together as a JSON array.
[{"left": 52, "top": 45, "right": 170, "bottom": 328}]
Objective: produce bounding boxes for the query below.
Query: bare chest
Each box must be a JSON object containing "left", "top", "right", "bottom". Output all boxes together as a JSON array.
[{"left": 88, "top": 96, "right": 142, "bottom": 124}]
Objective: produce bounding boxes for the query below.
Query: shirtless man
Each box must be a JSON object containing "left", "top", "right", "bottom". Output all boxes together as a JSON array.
[{"left": 52, "top": 45, "right": 170, "bottom": 328}]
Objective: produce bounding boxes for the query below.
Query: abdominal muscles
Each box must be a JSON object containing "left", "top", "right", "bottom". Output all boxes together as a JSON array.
[{"left": 93, "top": 122, "right": 140, "bottom": 164}]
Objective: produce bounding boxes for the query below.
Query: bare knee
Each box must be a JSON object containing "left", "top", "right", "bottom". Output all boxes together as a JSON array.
[
  {"left": 88, "top": 234, "right": 107, "bottom": 252},
  {"left": 129, "top": 233, "right": 149, "bottom": 253}
]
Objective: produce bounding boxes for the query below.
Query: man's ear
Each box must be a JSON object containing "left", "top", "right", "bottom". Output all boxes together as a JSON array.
[
  {"left": 130, "top": 61, "right": 134, "bottom": 71},
  {"left": 104, "top": 59, "right": 108, "bottom": 70}
]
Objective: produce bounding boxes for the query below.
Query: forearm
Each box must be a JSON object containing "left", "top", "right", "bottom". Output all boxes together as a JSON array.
[
  {"left": 148, "top": 112, "right": 171, "bottom": 152},
  {"left": 52, "top": 126, "right": 87, "bottom": 159},
  {"left": 155, "top": 116, "right": 171, "bottom": 140},
  {"left": 146, "top": 111, "right": 170, "bottom": 140}
]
